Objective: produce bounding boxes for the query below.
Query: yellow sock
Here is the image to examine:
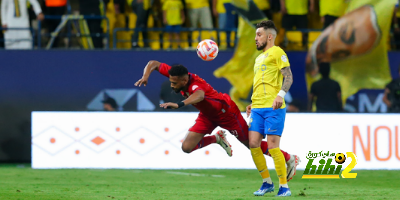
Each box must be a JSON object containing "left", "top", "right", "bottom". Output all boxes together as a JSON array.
[
  {"left": 269, "top": 147, "right": 287, "bottom": 185},
  {"left": 250, "top": 147, "right": 270, "bottom": 179}
]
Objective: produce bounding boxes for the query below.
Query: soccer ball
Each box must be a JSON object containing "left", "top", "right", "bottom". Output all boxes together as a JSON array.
[
  {"left": 335, "top": 153, "right": 346, "bottom": 164},
  {"left": 196, "top": 39, "right": 219, "bottom": 61}
]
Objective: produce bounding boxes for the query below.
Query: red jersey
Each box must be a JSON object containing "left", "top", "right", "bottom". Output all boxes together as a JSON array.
[{"left": 158, "top": 63, "right": 232, "bottom": 118}]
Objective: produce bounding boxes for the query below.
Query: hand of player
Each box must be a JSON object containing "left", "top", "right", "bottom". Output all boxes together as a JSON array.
[
  {"left": 272, "top": 96, "right": 283, "bottom": 110},
  {"left": 134, "top": 76, "right": 148, "bottom": 87},
  {"left": 160, "top": 102, "right": 178, "bottom": 109},
  {"left": 37, "top": 13, "right": 45, "bottom": 21},
  {"left": 246, "top": 104, "right": 252, "bottom": 118}
]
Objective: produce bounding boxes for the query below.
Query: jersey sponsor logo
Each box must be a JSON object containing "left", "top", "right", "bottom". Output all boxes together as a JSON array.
[
  {"left": 281, "top": 55, "right": 288, "bottom": 62},
  {"left": 192, "top": 85, "right": 198, "bottom": 91}
]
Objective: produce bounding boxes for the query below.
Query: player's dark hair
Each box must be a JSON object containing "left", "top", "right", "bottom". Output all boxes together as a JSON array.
[
  {"left": 168, "top": 65, "right": 189, "bottom": 77},
  {"left": 256, "top": 20, "right": 278, "bottom": 33},
  {"left": 319, "top": 62, "right": 331, "bottom": 79}
]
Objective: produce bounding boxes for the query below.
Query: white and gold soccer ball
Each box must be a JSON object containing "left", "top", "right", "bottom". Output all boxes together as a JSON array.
[{"left": 196, "top": 39, "right": 219, "bottom": 61}]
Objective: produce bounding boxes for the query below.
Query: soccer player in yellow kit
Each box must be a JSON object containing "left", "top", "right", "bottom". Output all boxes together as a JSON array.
[{"left": 246, "top": 20, "right": 295, "bottom": 197}]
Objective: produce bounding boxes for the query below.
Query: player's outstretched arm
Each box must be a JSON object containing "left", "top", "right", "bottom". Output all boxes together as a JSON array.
[
  {"left": 273, "top": 67, "right": 293, "bottom": 110},
  {"left": 160, "top": 90, "right": 205, "bottom": 109},
  {"left": 134, "top": 60, "right": 162, "bottom": 87}
]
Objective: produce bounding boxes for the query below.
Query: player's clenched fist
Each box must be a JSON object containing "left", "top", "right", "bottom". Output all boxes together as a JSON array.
[
  {"left": 134, "top": 77, "right": 148, "bottom": 87},
  {"left": 246, "top": 104, "right": 252, "bottom": 117}
]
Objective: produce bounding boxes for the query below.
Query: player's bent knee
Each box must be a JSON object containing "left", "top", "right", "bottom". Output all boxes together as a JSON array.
[
  {"left": 249, "top": 141, "right": 260, "bottom": 149},
  {"left": 266, "top": 135, "right": 280, "bottom": 149},
  {"left": 249, "top": 131, "right": 263, "bottom": 148}
]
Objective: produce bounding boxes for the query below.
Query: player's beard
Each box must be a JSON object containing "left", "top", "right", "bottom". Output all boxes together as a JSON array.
[
  {"left": 172, "top": 87, "right": 183, "bottom": 93},
  {"left": 257, "top": 41, "right": 267, "bottom": 51}
]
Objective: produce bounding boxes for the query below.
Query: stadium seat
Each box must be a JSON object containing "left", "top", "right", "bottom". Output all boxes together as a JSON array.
[
  {"left": 308, "top": 31, "right": 321, "bottom": 49},
  {"left": 286, "top": 31, "right": 303, "bottom": 50}
]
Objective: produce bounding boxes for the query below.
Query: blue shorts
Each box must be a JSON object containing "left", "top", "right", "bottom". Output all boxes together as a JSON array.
[
  {"left": 165, "top": 25, "right": 181, "bottom": 33},
  {"left": 248, "top": 108, "right": 286, "bottom": 137}
]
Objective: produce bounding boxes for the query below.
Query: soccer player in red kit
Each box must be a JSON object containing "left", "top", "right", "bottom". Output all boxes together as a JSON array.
[{"left": 135, "top": 60, "right": 299, "bottom": 181}]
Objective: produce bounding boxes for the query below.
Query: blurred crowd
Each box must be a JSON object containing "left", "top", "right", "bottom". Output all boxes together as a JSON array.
[{"left": 1, "top": 0, "right": 400, "bottom": 50}]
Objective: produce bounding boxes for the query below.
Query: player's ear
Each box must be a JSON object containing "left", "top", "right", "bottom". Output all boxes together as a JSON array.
[{"left": 180, "top": 75, "right": 188, "bottom": 84}]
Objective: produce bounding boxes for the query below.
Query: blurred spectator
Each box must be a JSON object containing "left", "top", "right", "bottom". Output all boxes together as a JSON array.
[
  {"left": 254, "top": 0, "right": 272, "bottom": 20},
  {"left": 383, "top": 66, "right": 400, "bottom": 113},
  {"left": 393, "top": 1, "right": 400, "bottom": 50},
  {"left": 212, "top": 0, "right": 237, "bottom": 48},
  {"left": 319, "top": 0, "right": 347, "bottom": 29},
  {"left": 308, "top": 62, "right": 343, "bottom": 112},
  {"left": 102, "top": 97, "right": 118, "bottom": 111},
  {"left": 270, "top": 0, "right": 281, "bottom": 13},
  {"left": 131, "top": 0, "right": 152, "bottom": 48},
  {"left": 106, "top": 0, "right": 130, "bottom": 48},
  {"left": 113, "top": 0, "right": 126, "bottom": 14},
  {"left": 45, "top": 0, "right": 67, "bottom": 48},
  {"left": 78, "top": 0, "right": 109, "bottom": 49},
  {"left": 1, "top": 0, "right": 44, "bottom": 49},
  {"left": 162, "top": 0, "right": 185, "bottom": 49},
  {"left": 280, "top": 0, "right": 314, "bottom": 49},
  {"left": 185, "top": 0, "right": 213, "bottom": 29}
]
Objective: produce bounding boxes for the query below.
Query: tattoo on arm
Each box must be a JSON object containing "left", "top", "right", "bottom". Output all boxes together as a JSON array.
[{"left": 280, "top": 67, "right": 293, "bottom": 92}]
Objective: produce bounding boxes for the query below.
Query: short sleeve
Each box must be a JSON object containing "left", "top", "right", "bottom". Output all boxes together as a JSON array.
[
  {"left": 189, "top": 84, "right": 205, "bottom": 94},
  {"left": 275, "top": 48, "right": 290, "bottom": 70},
  {"left": 162, "top": 1, "right": 169, "bottom": 10},
  {"left": 188, "top": 75, "right": 207, "bottom": 94},
  {"left": 158, "top": 63, "right": 171, "bottom": 77}
]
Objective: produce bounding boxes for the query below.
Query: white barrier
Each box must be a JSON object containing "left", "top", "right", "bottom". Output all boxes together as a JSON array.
[{"left": 31, "top": 112, "right": 400, "bottom": 169}]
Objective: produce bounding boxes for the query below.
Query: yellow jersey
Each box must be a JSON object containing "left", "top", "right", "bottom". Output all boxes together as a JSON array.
[
  {"left": 217, "top": 0, "right": 231, "bottom": 14},
  {"left": 319, "top": 0, "right": 347, "bottom": 17},
  {"left": 163, "top": 0, "right": 184, "bottom": 25},
  {"left": 253, "top": 0, "right": 270, "bottom": 11},
  {"left": 185, "top": 0, "right": 209, "bottom": 9},
  {"left": 251, "top": 46, "right": 290, "bottom": 109},
  {"left": 285, "top": 0, "right": 308, "bottom": 15}
]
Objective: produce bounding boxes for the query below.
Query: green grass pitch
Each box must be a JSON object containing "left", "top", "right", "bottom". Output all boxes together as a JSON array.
[{"left": 1, "top": 164, "right": 399, "bottom": 199}]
